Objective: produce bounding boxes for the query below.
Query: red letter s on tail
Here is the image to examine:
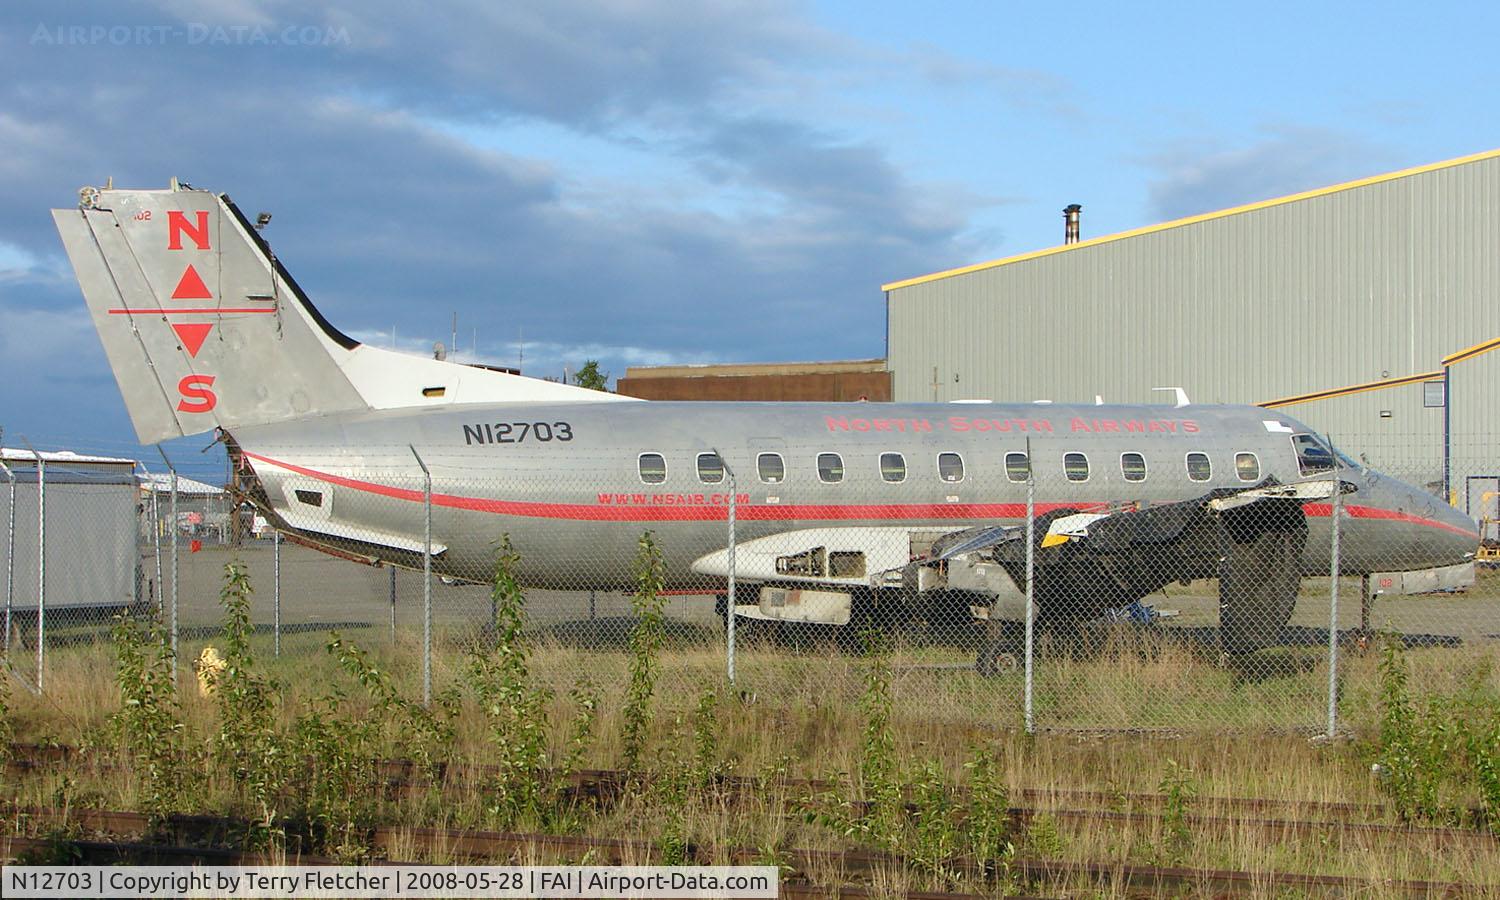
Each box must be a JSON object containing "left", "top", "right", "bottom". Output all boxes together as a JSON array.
[{"left": 176, "top": 375, "right": 218, "bottom": 413}]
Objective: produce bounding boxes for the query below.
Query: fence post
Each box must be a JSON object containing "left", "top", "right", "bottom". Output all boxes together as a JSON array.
[
  {"left": 1326, "top": 466, "right": 1344, "bottom": 739},
  {"left": 1023, "top": 437, "right": 1035, "bottom": 736},
  {"left": 273, "top": 529, "right": 281, "bottom": 657},
  {"left": 388, "top": 566, "right": 396, "bottom": 645},
  {"left": 725, "top": 463, "right": 737, "bottom": 686},
  {"left": 25, "top": 445, "right": 45, "bottom": 694},
  {"left": 1, "top": 457, "right": 14, "bottom": 653},
  {"left": 156, "top": 448, "right": 178, "bottom": 686},
  {"left": 142, "top": 465, "right": 163, "bottom": 615},
  {"left": 410, "top": 445, "right": 432, "bottom": 706}
]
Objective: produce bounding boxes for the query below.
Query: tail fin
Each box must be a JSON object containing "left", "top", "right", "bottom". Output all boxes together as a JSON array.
[{"left": 53, "top": 181, "right": 632, "bottom": 445}]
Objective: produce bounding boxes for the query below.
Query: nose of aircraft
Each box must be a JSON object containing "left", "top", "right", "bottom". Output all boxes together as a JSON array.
[
  {"left": 1364, "top": 471, "right": 1480, "bottom": 568},
  {"left": 1428, "top": 489, "right": 1483, "bottom": 565}
]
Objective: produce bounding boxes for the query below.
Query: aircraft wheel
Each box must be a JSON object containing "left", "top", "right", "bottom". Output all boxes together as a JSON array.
[{"left": 975, "top": 617, "right": 1021, "bottom": 676}]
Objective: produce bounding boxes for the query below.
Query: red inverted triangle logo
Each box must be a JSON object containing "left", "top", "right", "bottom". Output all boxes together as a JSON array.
[
  {"left": 172, "top": 322, "right": 213, "bottom": 357},
  {"left": 170, "top": 265, "right": 212, "bottom": 300}
]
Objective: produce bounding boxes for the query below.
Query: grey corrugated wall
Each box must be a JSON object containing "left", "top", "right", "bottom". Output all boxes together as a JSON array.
[{"left": 886, "top": 153, "right": 1500, "bottom": 488}]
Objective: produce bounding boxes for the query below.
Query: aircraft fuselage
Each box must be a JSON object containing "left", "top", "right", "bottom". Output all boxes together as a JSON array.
[{"left": 233, "top": 399, "right": 1478, "bottom": 592}]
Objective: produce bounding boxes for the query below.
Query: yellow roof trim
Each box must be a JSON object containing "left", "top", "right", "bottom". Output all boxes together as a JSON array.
[
  {"left": 883, "top": 147, "right": 1500, "bottom": 292},
  {"left": 1443, "top": 335, "right": 1500, "bottom": 366},
  {"left": 1257, "top": 371, "right": 1442, "bottom": 409}
]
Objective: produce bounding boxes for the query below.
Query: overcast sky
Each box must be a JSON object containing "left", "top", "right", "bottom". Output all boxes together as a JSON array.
[{"left": 2, "top": 0, "right": 1498, "bottom": 479}]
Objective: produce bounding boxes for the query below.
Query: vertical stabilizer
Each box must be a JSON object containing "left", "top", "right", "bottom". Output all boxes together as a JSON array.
[
  {"left": 54, "top": 185, "right": 367, "bottom": 444},
  {"left": 54, "top": 182, "right": 636, "bottom": 445}
]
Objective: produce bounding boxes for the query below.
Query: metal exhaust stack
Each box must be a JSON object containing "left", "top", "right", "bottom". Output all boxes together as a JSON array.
[{"left": 1063, "top": 203, "right": 1082, "bottom": 244}]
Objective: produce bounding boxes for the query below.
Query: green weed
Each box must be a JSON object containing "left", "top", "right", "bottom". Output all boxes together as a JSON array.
[
  {"left": 857, "top": 630, "right": 901, "bottom": 850},
  {"left": 621, "top": 531, "right": 667, "bottom": 772},
  {"left": 109, "top": 610, "right": 185, "bottom": 824},
  {"left": 561, "top": 677, "right": 602, "bottom": 776},
  {"left": 1157, "top": 758, "right": 1195, "bottom": 864},
  {"left": 470, "top": 536, "right": 551, "bottom": 827},
  {"left": 908, "top": 757, "right": 960, "bottom": 885},
  {"left": 962, "top": 745, "right": 1014, "bottom": 865},
  {"left": 327, "top": 634, "right": 458, "bottom": 780},
  {"left": 209, "top": 562, "right": 284, "bottom": 847},
  {"left": 1025, "top": 812, "right": 1063, "bottom": 859},
  {"left": 651, "top": 716, "right": 693, "bottom": 865},
  {"left": 290, "top": 691, "right": 377, "bottom": 862},
  {"left": 0, "top": 655, "right": 12, "bottom": 776},
  {"left": 690, "top": 685, "right": 723, "bottom": 789}
]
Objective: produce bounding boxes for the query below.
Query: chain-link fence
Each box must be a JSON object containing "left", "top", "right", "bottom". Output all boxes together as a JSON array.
[
  {"left": 0, "top": 453, "right": 146, "bottom": 693},
  {"left": 5, "top": 441, "right": 1496, "bottom": 735}
]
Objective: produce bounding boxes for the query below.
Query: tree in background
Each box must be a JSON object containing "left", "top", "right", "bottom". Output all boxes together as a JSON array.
[{"left": 573, "top": 360, "right": 610, "bottom": 392}]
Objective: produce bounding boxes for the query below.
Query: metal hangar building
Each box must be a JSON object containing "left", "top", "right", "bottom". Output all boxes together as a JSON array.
[{"left": 881, "top": 148, "right": 1500, "bottom": 512}]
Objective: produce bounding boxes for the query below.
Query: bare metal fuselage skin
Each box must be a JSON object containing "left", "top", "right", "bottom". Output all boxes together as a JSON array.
[
  {"left": 233, "top": 399, "right": 1478, "bottom": 591},
  {"left": 48, "top": 182, "right": 1478, "bottom": 627}
]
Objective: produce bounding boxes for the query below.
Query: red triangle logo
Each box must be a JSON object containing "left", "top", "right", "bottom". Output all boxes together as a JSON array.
[
  {"left": 170, "top": 265, "right": 212, "bottom": 300},
  {"left": 172, "top": 322, "right": 213, "bottom": 357}
]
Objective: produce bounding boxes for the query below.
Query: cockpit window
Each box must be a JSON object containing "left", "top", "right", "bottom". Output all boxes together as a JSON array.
[{"left": 1291, "top": 434, "right": 1335, "bottom": 475}]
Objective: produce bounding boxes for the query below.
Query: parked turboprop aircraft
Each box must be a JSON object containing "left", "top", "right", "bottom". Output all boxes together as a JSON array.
[{"left": 53, "top": 183, "right": 1479, "bottom": 658}]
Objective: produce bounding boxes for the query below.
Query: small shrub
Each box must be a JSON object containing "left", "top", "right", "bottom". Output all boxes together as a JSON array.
[
  {"left": 561, "top": 677, "right": 602, "bottom": 776},
  {"left": 620, "top": 531, "right": 667, "bottom": 772},
  {"left": 651, "top": 717, "right": 693, "bottom": 865},
  {"left": 1157, "top": 758, "right": 1195, "bottom": 864},
  {"left": 908, "top": 758, "right": 960, "bottom": 885},
  {"left": 690, "top": 685, "right": 723, "bottom": 789},
  {"left": 470, "top": 536, "right": 550, "bottom": 826},
  {"left": 0, "top": 655, "right": 13, "bottom": 774},
  {"left": 1375, "top": 635, "right": 1452, "bottom": 821},
  {"left": 962, "top": 745, "right": 1014, "bottom": 865},
  {"left": 327, "top": 634, "right": 457, "bottom": 779},
  {"left": 857, "top": 630, "right": 901, "bottom": 850},
  {"left": 109, "top": 610, "right": 185, "bottom": 823},
  {"left": 1467, "top": 715, "right": 1500, "bottom": 828},
  {"left": 1365, "top": 635, "right": 1500, "bottom": 830},
  {"left": 1025, "top": 813, "right": 1063, "bottom": 859},
  {"left": 290, "top": 691, "right": 377, "bottom": 862},
  {"left": 209, "top": 562, "right": 285, "bottom": 847}
]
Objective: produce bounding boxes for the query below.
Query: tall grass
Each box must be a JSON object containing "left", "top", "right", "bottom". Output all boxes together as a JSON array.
[{"left": 3, "top": 552, "right": 1499, "bottom": 893}]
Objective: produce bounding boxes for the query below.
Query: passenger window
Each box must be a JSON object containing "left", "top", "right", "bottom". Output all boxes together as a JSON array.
[
  {"left": 1235, "top": 452, "right": 1260, "bottom": 482},
  {"left": 880, "top": 452, "right": 906, "bottom": 483},
  {"left": 1291, "top": 434, "right": 1334, "bottom": 475},
  {"left": 1005, "top": 452, "right": 1030, "bottom": 482},
  {"left": 937, "top": 452, "right": 964, "bottom": 483},
  {"left": 1063, "top": 452, "right": 1089, "bottom": 482},
  {"left": 1186, "top": 452, "right": 1212, "bottom": 482},
  {"left": 639, "top": 453, "right": 667, "bottom": 484},
  {"left": 817, "top": 452, "right": 844, "bottom": 484},
  {"left": 1120, "top": 452, "right": 1147, "bottom": 482},
  {"left": 696, "top": 452, "right": 724, "bottom": 484},
  {"left": 757, "top": 452, "right": 784, "bottom": 484}
]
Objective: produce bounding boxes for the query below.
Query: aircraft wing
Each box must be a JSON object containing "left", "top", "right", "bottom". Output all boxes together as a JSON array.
[
  {"left": 926, "top": 477, "right": 1348, "bottom": 563},
  {"left": 912, "top": 478, "right": 1355, "bottom": 651}
]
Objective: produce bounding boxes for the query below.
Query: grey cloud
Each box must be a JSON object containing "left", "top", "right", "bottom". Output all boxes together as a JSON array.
[
  {"left": 0, "top": 0, "right": 993, "bottom": 450},
  {"left": 1145, "top": 128, "right": 1400, "bottom": 221}
]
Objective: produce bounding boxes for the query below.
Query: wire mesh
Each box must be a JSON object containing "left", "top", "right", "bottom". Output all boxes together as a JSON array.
[{"left": 6, "top": 437, "right": 1495, "bottom": 737}]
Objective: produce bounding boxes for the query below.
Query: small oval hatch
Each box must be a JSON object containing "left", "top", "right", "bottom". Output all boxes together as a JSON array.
[{"left": 422, "top": 386, "right": 446, "bottom": 398}]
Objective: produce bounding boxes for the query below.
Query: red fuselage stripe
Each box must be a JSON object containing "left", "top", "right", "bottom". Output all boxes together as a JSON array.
[
  {"left": 241, "top": 451, "right": 1471, "bottom": 535},
  {"left": 1301, "top": 502, "right": 1476, "bottom": 537}
]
